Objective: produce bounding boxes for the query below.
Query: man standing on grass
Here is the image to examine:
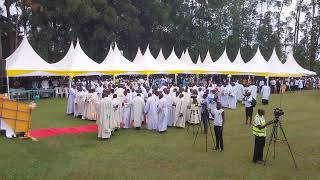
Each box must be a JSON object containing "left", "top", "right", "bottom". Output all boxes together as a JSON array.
[
  {"left": 97, "top": 91, "right": 112, "bottom": 139},
  {"left": 261, "top": 83, "right": 271, "bottom": 105},
  {"left": 132, "top": 93, "right": 145, "bottom": 129},
  {"left": 252, "top": 109, "right": 273, "bottom": 164},
  {"left": 144, "top": 93, "right": 158, "bottom": 130},
  {"left": 211, "top": 102, "right": 225, "bottom": 152}
]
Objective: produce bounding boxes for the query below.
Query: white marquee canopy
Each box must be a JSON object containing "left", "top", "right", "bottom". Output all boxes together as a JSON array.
[{"left": 5, "top": 36, "right": 317, "bottom": 77}]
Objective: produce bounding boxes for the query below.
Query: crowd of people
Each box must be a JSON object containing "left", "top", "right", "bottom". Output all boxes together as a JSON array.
[{"left": 63, "top": 75, "right": 317, "bottom": 142}]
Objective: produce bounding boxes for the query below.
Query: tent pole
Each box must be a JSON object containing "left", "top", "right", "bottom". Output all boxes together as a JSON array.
[
  {"left": 113, "top": 75, "right": 116, "bottom": 84},
  {"left": 175, "top": 74, "right": 178, "bottom": 85},
  {"left": 69, "top": 76, "right": 72, "bottom": 89},
  {"left": 6, "top": 76, "right": 10, "bottom": 98},
  {"left": 196, "top": 74, "right": 199, "bottom": 86},
  {"left": 228, "top": 74, "right": 231, "bottom": 84},
  {"left": 147, "top": 74, "right": 150, "bottom": 87},
  {"left": 266, "top": 76, "right": 269, "bottom": 86}
]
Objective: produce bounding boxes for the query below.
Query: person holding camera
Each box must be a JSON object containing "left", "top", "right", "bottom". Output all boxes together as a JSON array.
[
  {"left": 252, "top": 109, "right": 273, "bottom": 164},
  {"left": 200, "top": 93, "right": 210, "bottom": 134}
]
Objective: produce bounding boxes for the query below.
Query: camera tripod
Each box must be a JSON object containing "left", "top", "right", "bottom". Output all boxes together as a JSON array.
[
  {"left": 193, "top": 111, "right": 215, "bottom": 152},
  {"left": 264, "top": 117, "right": 298, "bottom": 168},
  {"left": 187, "top": 107, "right": 202, "bottom": 134}
]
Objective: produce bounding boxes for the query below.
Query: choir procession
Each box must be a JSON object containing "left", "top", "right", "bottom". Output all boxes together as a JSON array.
[{"left": 64, "top": 75, "right": 320, "bottom": 140}]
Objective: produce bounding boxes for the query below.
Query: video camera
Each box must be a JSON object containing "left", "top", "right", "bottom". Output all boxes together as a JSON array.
[{"left": 273, "top": 108, "right": 284, "bottom": 120}]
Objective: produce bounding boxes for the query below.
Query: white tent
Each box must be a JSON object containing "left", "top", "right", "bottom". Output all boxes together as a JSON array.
[
  {"left": 5, "top": 35, "right": 61, "bottom": 77},
  {"left": 232, "top": 49, "right": 247, "bottom": 74},
  {"left": 133, "top": 46, "right": 161, "bottom": 74},
  {"left": 156, "top": 49, "right": 166, "bottom": 64},
  {"left": 211, "top": 48, "right": 238, "bottom": 74},
  {"left": 53, "top": 39, "right": 102, "bottom": 76},
  {"left": 284, "top": 53, "right": 316, "bottom": 76},
  {"left": 100, "top": 44, "right": 114, "bottom": 64},
  {"left": 202, "top": 50, "right": 219, "bottom": 74},
  {"left": 52, "top": 42, "right": 74, "bottom": 72},
  {"left": 243, "top": 47, "right": 269, "bottom": 76},
  {"left": 159, "top": 48, "right": 195, "bottom": 73},
  {"left": 99, "top": 43, "right": 140, "bottom": 74},
  {"left": 267, "top": 49, "right": 295, "bottom": 77},
  {"left": 180, "top": 49, "right": 194, "bottom": 66}
]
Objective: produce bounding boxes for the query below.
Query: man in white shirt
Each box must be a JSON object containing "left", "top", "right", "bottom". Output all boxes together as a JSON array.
[
  {"left": 210, "top": 102, "right": 225, "bottom": 152},
  {"left": 260, "top": 84, "right": 271, "bottom": 105},
  {"left": 243, "top": 90, "right": 254, "bottom": 125}
]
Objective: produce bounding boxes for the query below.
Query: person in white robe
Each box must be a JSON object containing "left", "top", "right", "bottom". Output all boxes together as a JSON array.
[
  {"left": 174, "top": 94, "right": 188, "bottom": 128},
  {"left": 66, "top": 86, "right": 76, "bottom": 114},
  {"left": 220, "top": 84, "right": 229, "bottom": 108},
  {"left": 235, "top": 82, "right": 244, "bottom": 101},
  {"left": 132, "top": 94, "right": 145, "bottom": 129},
  {"left": 157, "top": 93, "right": 169, "bottom": 133},
  {"left": 97, "top": 91, "right": 112, "bottom": 139},
  {"left": 122, "top": 90, "right": 132, "bottom": 129},
  {"left": 111, "top": 94, "right": 122, "bottom": 129},
  {"left": 164, "top": 89, "right": 174, "bottom": 127},
  {"left": 249, "top": 83, "right": 258, "bottom": 100},
  {"left": 82, "top": 89, "right": 98, "bottom": 121},
  {"left": 0, "top": 119, "right": 16, "bottom": 138},
  {"left": 74, "top": 87, "right": 86, "bottom": 117},
  {"left": 144, "top": 93, "right": 158, "bottom": 130},
  {"left": 189, "top": 97, "right": 200, "bottom": 124},
  {"left": 183, "top": 89, "right": 191, "bottom": 123},
  {"left": 228, "top": 83, "right": 237, "bottom": 109},
  {"left": 260, "top": 84, "right": 271, "bottom": 105}
]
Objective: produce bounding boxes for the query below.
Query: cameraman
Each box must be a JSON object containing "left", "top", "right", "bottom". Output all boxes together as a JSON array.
[
  {"left": 200, "top": 93, "right": 210, "bottom": 134},
  {"left": 252, "top": 109, "right": 273, "bottom": 164}
]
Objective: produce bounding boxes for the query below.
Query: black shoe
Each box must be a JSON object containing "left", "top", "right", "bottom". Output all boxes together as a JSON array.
[{"left": 213, "top": 147, "right": 219, "bottom": 150}]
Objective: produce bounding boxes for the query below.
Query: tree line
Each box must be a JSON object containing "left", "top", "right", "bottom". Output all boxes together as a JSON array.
[{"left": 1, "top": 0, "right": 319, "bottom": 74}]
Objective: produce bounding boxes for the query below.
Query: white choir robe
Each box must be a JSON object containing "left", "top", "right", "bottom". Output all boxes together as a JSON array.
[
  {"left": 157, "top": 97, "right": 169, "bottom": 132},
  {"left": 97, "top": 97, "right": 112, "bottom": 139},
  {"left": 228, "top": 86, "right": 237, "bottom": 109},
  {"left": 220, "top": 86, "right": 229, "bottom": 108},
  {"left": 111, "top": 98, "right": 122, "bottom": 129},
  {"left": 235, "top": 83, "right": 244, "bottom": 101},
  {"left": 132, "top": 96, "right": 145, "bottom": 128},
  {"left": 183, "top": 92, "right": 191, "bottom": 122},
  {"left": 249, "top": 85, "right": 258, "bottom": 99},
  {"left": 74, "top": 91, "right": 86, "bottom": 117},
  {"left": 67, "top": 88, "right": 76, "bottom": 114},
  {"left": 83, "top": 92, "right": 98, "bottom": 120},
  {"left": 122, "top": 95, "right": 132, "bottom": 129},
  {"left": 174, "top": 98, "right": 188, "bottom": 128},
  {"left": 261, "top": 85, "right": 271, "bottom": 100},
  {"left": 144, "top": 96, "right": 158, "bottom": 130},
  {"left": 165, "top": 95, "right": 174, "bottom": 127},
  {"left": 189, "top": 102, "right": 200, "bottom": 124}
]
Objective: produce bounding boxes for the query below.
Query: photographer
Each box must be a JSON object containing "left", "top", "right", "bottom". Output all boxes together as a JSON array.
[
  {"left": 200, "top": 93, "right": 210, "bottom": 134},
  {"left": 252, "top": 109, "right": 273, "bottom": 164}
]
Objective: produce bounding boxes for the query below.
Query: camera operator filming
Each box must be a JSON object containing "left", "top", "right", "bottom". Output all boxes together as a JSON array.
[{"left": 252, "top": 109, "right": 274, "bottom": 164}]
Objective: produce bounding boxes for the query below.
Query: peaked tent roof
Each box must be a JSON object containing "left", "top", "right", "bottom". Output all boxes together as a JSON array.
[
  {"left": 243, "top": 47, "right": 269, "bottom": 76},
  {"left": 284, "top": 53, "right": 316, "bottom": 76},
  {"left": 5, "top": 35, "right": 62, "bottom": 77},
  {"left": 156, "top": 49, "right": 166, "bottom": 64},
  {"left": 232, "top": 49, "right": 247, "bottom": 73},
  {"left": 159, "top": 48, "right": 196, "bottom": 73},
  {"left": 211, "top": 48, "right": 238, "bottom": 74},
  {"left": 99, "top": 42, "right": 140, "bottom": 74},
  {"left": 100, "top": 44, "right": 114, "bottom": 64},
  {"left": 132, "top": 46, "right": 161, "bottom": 74},
  {"left": 180, "top": 49, "right": 194, "bottom": 66},
  {"left": 202, "top": 50, "right": 219, "bottom": 74},
  {"left": 54, "top": 39, "right": 102, "bottom": 76},
  {"left": 267, "top": 49, "right": 294, "bottom": 77},
  {"left": 52, "top": 41, "right": 75, "bottom": 71}
]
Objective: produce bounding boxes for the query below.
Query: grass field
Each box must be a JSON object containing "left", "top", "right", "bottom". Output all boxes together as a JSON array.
[{"left": 1, "top": 90, "right": 320, "bottom": 180}]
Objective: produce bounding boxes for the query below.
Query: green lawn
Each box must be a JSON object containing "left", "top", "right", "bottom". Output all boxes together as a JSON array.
[{"left": 1, "top": 90, "right": 320, "bottom": 180}]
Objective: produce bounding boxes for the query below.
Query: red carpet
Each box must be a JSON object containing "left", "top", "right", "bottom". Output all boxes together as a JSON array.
[{"left": 29, "top": 124, "right": 97, "bottom": 138}]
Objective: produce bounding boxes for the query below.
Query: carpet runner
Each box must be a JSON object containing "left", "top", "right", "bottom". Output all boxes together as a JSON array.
[{"left": 29, "top": 124, "right": 97, "bottom": 138}]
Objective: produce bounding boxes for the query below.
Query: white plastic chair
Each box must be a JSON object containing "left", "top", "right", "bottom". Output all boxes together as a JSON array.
[
  {"left": 54, "top": 87, "right": 64, "bottom": 98},
  {"left": 63, "top": 87, "right": 69, "bottom": 98}
]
